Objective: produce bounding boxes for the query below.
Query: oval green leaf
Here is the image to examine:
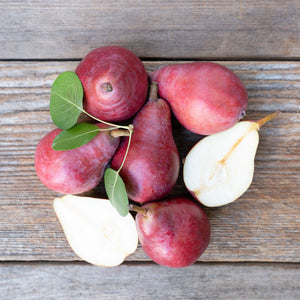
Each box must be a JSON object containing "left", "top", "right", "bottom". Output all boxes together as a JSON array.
[
  {"left": 52, "top": 123, "right": 100, "bottom": 151},
  {"left": 50, "top": 71, "right": 83, "bottom": 129},
  {"left": 104, "top": 168, "right": 129, "bottom": 217}
]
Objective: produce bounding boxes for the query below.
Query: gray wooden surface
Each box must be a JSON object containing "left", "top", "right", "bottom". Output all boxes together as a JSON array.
[
  {"left": 1, "top": 262, "right": 299, "bottom": 300},
  {"left": 0, "top": 0, "right": 299, "bottom": 60},
  {"left": 0, "top": 1, "right": 299, "bottom": 299}
]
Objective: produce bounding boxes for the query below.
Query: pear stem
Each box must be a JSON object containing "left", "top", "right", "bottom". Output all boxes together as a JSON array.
[
  {"left": 110, "top": 128, "right": 132, "bottom": 138},
  {"left": 256, "top": 110, "right": 281, "bottom": 128},
  {"left": 149, "top": 82, "right": 158, "bottom": 102},
  {"left": 219, "top": 110, "right": 280, "bottom": 165},
  {"left": 128, "top": 204, "right": 149, "bottom": 216}
]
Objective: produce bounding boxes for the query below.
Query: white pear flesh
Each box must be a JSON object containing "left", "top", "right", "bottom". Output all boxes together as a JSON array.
[
  {"left": 53, "top": 195, "right": 138, "bottom": 267},
  {"left": 183, "top": 121, "right": 259, "bottom": 207}
]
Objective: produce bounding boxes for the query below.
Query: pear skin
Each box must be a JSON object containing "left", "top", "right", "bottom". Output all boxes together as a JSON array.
[
  {"left": 111, "top": 83, "right": 180, "bottom": 203},
  {"left": 76, "top": 46, "right": 148, "bottom": 122},
  {"left": 35, "top": 124, "right": 120, "bottom": 194},
  {"left": 151, "top": 62, "right": 248, "bottom": 135},
  {"left": 130, "top": 197, "right": 210, "bottom": 268}
]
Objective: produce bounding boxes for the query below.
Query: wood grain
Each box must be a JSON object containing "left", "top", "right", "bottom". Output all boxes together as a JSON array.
[
  {"left": 0, "top": 0, "right": 299, "bottom": 59},
  {"left": 1, "top": 262, "right": 299, "bottom": 300},
  {"left": 0, "top": 61, "right": 299, "bottom": 262}
]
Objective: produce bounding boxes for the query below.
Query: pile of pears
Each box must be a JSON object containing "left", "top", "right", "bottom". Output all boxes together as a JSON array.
[{"left": 35, "top": 46, "right": 279, "bottom": 268}]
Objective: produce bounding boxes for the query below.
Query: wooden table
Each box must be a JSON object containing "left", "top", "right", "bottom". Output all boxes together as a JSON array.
[{"left": 1, "top": 1, "right": 299, "bottom": 299}]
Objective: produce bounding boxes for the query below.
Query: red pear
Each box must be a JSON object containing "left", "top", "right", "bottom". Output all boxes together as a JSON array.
[
  {"left": 131, "top": 197, "right": 210, "bottom": 268},
  {"left": 35, "top": 124, "right": 120, "bottom": 194},
  {"left": 76, "top": 46, "right": 148, "bottom": 122},
  {"left": 111, "top": 82, "right": 180, "bottom": 203},
  {"left": 151, "top": 62, "right": 248, "bottom": 135}
]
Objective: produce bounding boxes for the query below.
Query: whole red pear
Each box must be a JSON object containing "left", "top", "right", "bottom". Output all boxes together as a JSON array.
[
  {"left": 35, "top": 124, "right": 120, "bottom": 194},
  {"left": 111, "top": 82, "right": 180, "bottom": 203},
  {"left": 76, "top": 46, "right": 148, "bottom": 122},
  {"left": 151, "top": 62, "right": 248, "bottom": 135},
  {"left": 131, "top": 197, "right": 210, "bottom": 268}
]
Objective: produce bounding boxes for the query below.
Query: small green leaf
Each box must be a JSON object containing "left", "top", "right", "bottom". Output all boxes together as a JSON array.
[
  {"left": 50, "top": 71, "right": 83, "bottom": 129},
  {"left": 52, "top": 123, "right": 100, "bottom": 151},
  {"left": 104, "top": 168, "right": 129, "bottom": 217}
]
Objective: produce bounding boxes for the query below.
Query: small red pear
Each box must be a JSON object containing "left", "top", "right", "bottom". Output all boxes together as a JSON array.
[
  {"left": 111, "top": 82, "right": 180, "bottom": 203},
  {"left": 76, "top": 46, "right": 148, "bottom": 122},
  {"left": 130, "top": 197, "right": 210, "bottom": 268},
  {"left": 35, "top": 124, "right": 120, "bottom": 194},
  {"left": 151, "top": 62, "right": 248, "bottom": 135}
]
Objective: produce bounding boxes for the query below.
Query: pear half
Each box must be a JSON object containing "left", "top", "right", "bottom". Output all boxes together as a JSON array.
[
  {"left": 183, "top": 111, "right": 280, "bottom": 207},
  {"left": 53, "top": 195, "right": 138, "bottom": 267}
]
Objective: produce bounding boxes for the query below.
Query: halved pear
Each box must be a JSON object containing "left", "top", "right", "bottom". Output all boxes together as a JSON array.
[
  {"left": 53, "top": 195, "right": 138, "bottom": 267},
  {"left": 183, "top": 111, "right": 280, "bottom": 207}
]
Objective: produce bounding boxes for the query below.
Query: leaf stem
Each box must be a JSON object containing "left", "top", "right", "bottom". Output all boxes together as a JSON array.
[
  {"left": 52, "top": 90, "right": 131, "bottom": 131},
  {"left": 81, "top": 109, "right": 130, "bottom": 131},
  {"left": 117, "top": 128, "right": 133, "bottom": 173}
]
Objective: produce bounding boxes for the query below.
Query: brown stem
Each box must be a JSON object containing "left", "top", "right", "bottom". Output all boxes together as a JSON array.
[
  {"left": 110, "top": 128, "right": 131, "bottom": 138},
  {"left": 256, "top": 110, "right": 281, "bottom": 128},
  {"left": 219, "top": 110, "right": 280, "bottom": 165},
  {"left": 149, "top": 81, "right": 158, "bottom": 102},
  {"left": 128, "top": 204, "right": 149, "bottom": 216}
]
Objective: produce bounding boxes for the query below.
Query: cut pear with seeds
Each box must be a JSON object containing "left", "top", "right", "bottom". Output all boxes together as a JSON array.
[
  {"left": 53, "top": 195, "right": 138, "bottom": 267},
  {"left": 183, "top": 111, "right": 280, "bottom": 207}
]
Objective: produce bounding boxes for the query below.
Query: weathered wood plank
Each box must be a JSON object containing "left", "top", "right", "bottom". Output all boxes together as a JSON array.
[
  {"left": 0, "top": 61, "right": 299, "bottom": 262},
  {"left": 1, "top": 61, "right": 299, "bottom": 112},
  {"left": 1, "top": 262, "right": 299, "bottom": 300},
  {"left": 0, "top": 0, "right": 299, "bottom": 59}
]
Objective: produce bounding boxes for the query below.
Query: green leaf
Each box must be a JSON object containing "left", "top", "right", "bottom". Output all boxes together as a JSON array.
[
  {"left": 104, "top": 168, "right": 129, "bottom": 217},
  {"left": 52, "top": 123, "right": 100, "bottom": 151},
  {"left": 50, "top": 71, "right": 83, "bottom": 129}
]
